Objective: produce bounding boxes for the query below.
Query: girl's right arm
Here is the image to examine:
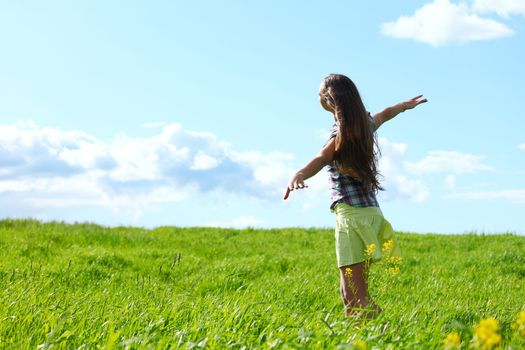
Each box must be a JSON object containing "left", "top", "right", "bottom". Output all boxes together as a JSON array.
[
  {"left": 373, "top": 95, "right": 427, "bottom": 129},
  {"left": 283, "top": 138, "right": 336, "bottom": 200}
]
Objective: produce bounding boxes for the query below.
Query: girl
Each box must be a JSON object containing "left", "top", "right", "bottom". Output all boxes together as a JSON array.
[{"left": 283, "top": 74, "right": 427, "bottom": 319}]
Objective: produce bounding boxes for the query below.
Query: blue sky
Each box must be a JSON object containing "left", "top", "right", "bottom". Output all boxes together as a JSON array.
[{"left": 1, "top": 0, "right": 524, "bottom": 234}]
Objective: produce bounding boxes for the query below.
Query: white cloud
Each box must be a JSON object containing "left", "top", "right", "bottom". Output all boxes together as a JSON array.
[
  {"left": 446, "top": 189, "right": 525, "bottom": 202},
  {"left": 445, "top": 174, "right": 457, "bottom": 189},
  {"left": 191, "top": 152, "right": 220, "bottom": 170},
  {"left": 405, "top": 150, "right": 493, "bottom": 174},
  {"left": 0, "top": 121, "right": 296, "bottom": 220},
  {"left": 377, "top": 138, "right": 430, "bottom": 203},
  {"left": 231, "top": 151, "right": 294, "bottom": 192},
  {"left": 6, "top": 121, "right": 499, "bottom": 223},
  {"left": 519, "top": 143, "right": 525, "bottom": 150},
  {"left": 473, "top": 0, "right": 525, "bottom": 17},
  {"left": 381, "top": 0, "right": 514, "bottom": 46}
]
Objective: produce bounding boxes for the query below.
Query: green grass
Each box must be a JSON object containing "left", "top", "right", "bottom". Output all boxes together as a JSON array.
[{"left": 1, "top": 219, "right": 524, "bottom": 349}]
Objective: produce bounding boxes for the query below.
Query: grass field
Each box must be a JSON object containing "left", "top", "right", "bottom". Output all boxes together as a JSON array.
[{"left": 1, "top": 219, "right": 524, "bottom": 349}]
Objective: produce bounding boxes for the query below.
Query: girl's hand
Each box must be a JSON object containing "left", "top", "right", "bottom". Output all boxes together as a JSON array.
[
  {"left": 283, "top": 172, "right": 308, "bottom": 200},
  {"left": 402, "top": 95, "right": 428, "bottom": 111}
]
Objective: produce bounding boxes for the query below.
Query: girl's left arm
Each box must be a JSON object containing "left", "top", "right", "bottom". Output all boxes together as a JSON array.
[
  {"left": 373, "top": 95, "right": 428, "bottom": 129},
  {"left": 283, "top": 138, "right": 336, "bottom": 200}
]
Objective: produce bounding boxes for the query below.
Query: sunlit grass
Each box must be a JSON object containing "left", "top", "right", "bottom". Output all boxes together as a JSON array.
[{"left": 1, "top": 219, "right": 524, "bottom": 349}]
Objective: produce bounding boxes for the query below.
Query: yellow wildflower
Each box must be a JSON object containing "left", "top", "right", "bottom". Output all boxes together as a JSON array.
[
  {"left": 486, "top": 333, "right": 501, "bottom": 347},
  {"left": 477, "top": 318, "right": 499, "bottom": 334},
  {"left": 388, "top": 256, "right": 403, "bottom": 265},
  {"left": 512, "top": 311, "right": 525, "bottom": 336},
  {"left": 516, "top": 310, "right": 525, "bottom": 324},
  {"left": 387, "top": 267, "right": 400, "bottom": 276},
  {"left": 365, "top": 243, "right": 376, "bottom": 257},
  {"left": 344, "top": 267, "right": 355, "bottom": 292},
  {"left": 471, "top": 317, "right": 501, "bottom": 350},
  {"left": 352, "top": 340, "right": 366, "bottom": 350},
  {"left": 517, "top": 311, "right": 525, "bottom": 324},
  {"left": 382, "top": 239, "right": 394, "bottom": 252},
  {"left": 443, "top": 331, "right": 461, "bottom": 349}
]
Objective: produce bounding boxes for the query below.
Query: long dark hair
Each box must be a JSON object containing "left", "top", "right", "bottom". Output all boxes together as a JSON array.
[{"left": 320, "top": 74, "right": 383, "bottom": 192}]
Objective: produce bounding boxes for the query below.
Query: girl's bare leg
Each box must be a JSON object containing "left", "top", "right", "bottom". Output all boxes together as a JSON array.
[{"left": 339, "top": 262, "right": 382, "bottom": 319}]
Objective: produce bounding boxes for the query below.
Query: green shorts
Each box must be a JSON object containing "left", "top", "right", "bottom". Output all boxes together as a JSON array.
[{"left": 333, "top": 202, "right": 401, "bottom": 268}]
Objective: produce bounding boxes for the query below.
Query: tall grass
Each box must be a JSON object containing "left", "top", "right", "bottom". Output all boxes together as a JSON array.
[{"left": 1, "top": 219, "right": 524, "bottom": 349}]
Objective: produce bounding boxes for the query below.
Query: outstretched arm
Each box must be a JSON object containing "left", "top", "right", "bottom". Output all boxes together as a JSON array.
[
  {"left": 373, "top": 95, "right": 427, "bottom": 129},
  {"left": 283, "top": 138, "right": 336, "bottom": 200}
]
